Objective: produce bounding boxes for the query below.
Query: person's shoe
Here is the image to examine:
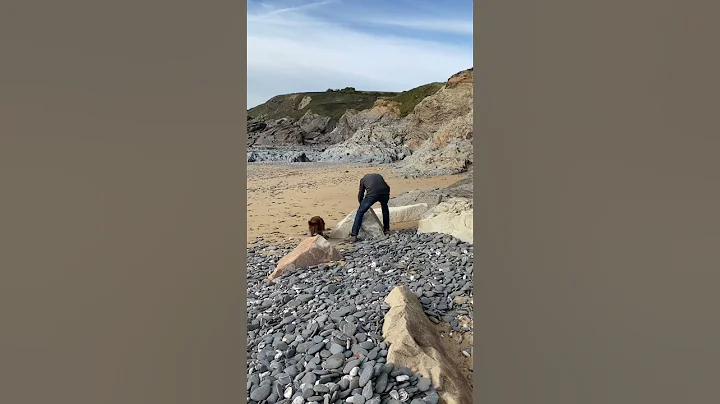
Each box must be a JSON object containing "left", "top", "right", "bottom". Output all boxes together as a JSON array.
[
  {"left": 344, "top": 235, "right": 358, "bottom": 243},
  {"left": 383, "top": 230, "right": 391, "bottom": 236}
]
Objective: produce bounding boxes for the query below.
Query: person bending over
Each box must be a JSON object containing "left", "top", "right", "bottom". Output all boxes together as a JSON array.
[{"left": 346, "top": 173, "right": 391, "bottom": 242}]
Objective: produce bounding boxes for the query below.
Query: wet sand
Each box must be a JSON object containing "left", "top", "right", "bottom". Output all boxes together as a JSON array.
[{"left": 246, "top": 163, "right": 462, "bottom": 247}]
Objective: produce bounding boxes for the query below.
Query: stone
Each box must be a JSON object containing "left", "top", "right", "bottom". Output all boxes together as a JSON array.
[
  {"left": 329, "top": 209, "right": 384, "bottom": 240},
  {"left": 359, "top": 366, "right": 374, "bottom": 387},
  {"left": 371, "top": 203, "right": 429, "bottom": 224},
  {"left": 374, "top": 372, "right": 388, "bottom": 394},
  {"left": 417, "top": 198, "right": 473, "bottom": 244},
  {"left": 268, "top": 236, "right": 343, "bottom": 281},
  {"left": 382, "top": 285, "right": 473, "bottom": 404},
  {"left": 361, "top": 381, "right": 373, "bottom": 399},
  {"left": 323, "top": 355, "right": 345, "bottom": 370},
  {"left": 246, "top": 225, "right": 475, "bottom": 404},
  {"left": 250, "top": 384, "right": 272, "bottom": 401},
  {"left": 416, "top": 377, "right": 432, "bottom": 392}
]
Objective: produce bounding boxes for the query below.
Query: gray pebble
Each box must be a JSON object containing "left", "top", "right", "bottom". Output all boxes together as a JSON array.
[
  {"left": 246, "top": 230, "right": 473, "bottom": 403},
  {"left": 323, "top": 355, "right": 345, "bottom": 370},
  {"left": 359, "top": 366, "right": 374, "bottom": 387},
  {"left": 250, "top": 384, "right": 272, "bottom": 401},
  {"left": 416, "top": 377, "right": 432, "bottom": 392},
  {"left": 362, "top": 381, "right": 374, "bottom": 399}
]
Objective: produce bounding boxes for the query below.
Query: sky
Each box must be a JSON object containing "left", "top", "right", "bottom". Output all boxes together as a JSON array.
[{"left": 247, "top": 0, "right": 474, "bottom": 108}]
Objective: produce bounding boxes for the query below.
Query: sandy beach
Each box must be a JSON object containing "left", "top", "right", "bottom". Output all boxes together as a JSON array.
[{"left": 246, "top": 163, "right": 463, "bottom": 247}]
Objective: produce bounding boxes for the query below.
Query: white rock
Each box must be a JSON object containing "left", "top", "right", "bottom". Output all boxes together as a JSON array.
[
  {"left": 329, "top": 209, "right": 384, "bottom": 240},
  {"left": 372, "top": 203, "right": 429, "bottom": 224},
  {"left": 417, "top": 197, "right": 473, "bottom": 244}
]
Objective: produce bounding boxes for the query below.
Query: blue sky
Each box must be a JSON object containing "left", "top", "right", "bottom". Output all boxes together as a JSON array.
[{"left": 247, "top": 0, "right": 474, "bottom": 108}]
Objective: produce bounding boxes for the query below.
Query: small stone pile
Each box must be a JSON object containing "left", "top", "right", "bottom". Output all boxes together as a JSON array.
[{"left": 247, "top": 229, "right": 473, "bottom": 404}]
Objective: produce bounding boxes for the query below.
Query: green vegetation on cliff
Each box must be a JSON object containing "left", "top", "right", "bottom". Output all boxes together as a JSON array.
[
  {"left": 389, "top": 82, "right": 445, "bottom": 117},
  {"left": 248, "top": 90, "right": 398, "bottom": 124},
  {"left": 247, "top": 79, "right": 448, "bottom": 125}
]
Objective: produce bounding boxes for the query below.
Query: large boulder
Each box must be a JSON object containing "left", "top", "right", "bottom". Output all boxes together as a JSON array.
[
  {"left": 383, "top": 285, "right": 473, "bottom": 404},
  {"left": 267, "top": 236, "right": 342, "bottom": 281},
  {"left": 417, "top": 198, "right": 473, "bottom": 244},
  {"left": 372, "top": 203, "right": 429, "bottom": 224},
  {"left": 329, "top": 209, "right": 384, "bottom": 240}
]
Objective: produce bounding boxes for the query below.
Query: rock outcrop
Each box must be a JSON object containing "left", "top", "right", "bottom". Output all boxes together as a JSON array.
[
  {"left": 247, "top": 90, "right": 399, "bottom": 147},
  {"left": 417, "top": 198, "right": 474, "bottom": 244},
  {"left": 248, "top": 68, "right": 474, "bottom": 179},
  {"left": 247, "top": 113, "right": 334, "bottom": 147},
  {"left": 318, "top": 122, "right": 411, "bottom": 163},
  {"left": 267, "top": 236, "right": 342, "bottom": 281},
  {"left": 318, "top": 100, "right": 408, "bottom": 163},
  {"left": 246, "top": 146, "right": 325, "bottom": 163},
  {"left": 399, "top": 111, "right": 473, "bottom": 177},
  {"left": 446, "top": 68, "right": 473, "bottom": 88},
  {"left": 324, "top": 99, "right": 403, "bottom": 143},
  {"left": 329, "top": 209, "right": 384, "bottom": 240},
  {"left": 403, "top": 72, "right": 474, "bottom": 151},
  {"left": 318, "top": 68, "right": 474, "bottom": 172},
  {"left": 383, "top": 285, "right": 473, "bottom": 404}
]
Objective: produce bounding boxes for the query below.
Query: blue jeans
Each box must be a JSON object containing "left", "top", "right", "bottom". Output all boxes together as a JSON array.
[{"left": 351, "top": 194, "right": 390, "bottom": 237}]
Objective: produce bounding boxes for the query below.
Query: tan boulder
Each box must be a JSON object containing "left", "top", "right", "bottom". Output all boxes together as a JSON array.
[
  {"left": 328, "top": 208, "right": 384, "bottom": 240},
  {"left": 417, "top": 198, "right": 473, "bottom": 244},
  {"left": 267, "top": 236, "right": 342, "bottom": 281},
  {"left": 383, "top": 285, "right": 473, "bottom": 404},
  {"left": 372, "top": 203, "right": 429, "bottom": 224}
]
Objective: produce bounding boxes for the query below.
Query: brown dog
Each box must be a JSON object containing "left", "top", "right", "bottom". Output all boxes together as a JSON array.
[{"left": 308, "top": 216, "right": 326, "bottom": 237}]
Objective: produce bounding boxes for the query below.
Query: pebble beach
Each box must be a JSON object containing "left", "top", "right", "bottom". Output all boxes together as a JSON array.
[{"left": 247, "top": 163, "right": 473, "bottom": 404}]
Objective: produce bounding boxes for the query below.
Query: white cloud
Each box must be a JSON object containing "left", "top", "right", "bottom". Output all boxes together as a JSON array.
[
  {"left": 246, "top": 4, "right": 473, "bottom": 108},
  {"left": 364, "top": 19, "right": 474, "bottom": 36},
  {"left": 259, "top": 0, "right": 339, "bottom": 16}
]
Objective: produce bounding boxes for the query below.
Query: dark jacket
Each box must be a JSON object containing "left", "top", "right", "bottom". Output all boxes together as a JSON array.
[{"left": 358, "top": 173, "right": 390, "bottom": 203}]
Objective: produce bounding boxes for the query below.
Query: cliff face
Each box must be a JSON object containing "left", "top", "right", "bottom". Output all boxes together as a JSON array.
[
  {"left": 246, "top": 89, "right": 398, "bottom": 147},
  {"left": 248, "top": 68, "right": 474, "bottom": 176},
  {"left": 319, "top": 68, "right": 474, "bottom": 176}
]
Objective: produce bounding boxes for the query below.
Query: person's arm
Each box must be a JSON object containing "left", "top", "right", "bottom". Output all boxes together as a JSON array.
[{"left": 358, "top": 178, "right": 366, "bottom": 203}]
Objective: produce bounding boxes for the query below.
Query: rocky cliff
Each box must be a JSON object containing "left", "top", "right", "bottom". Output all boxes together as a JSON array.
[
  {"left": 248, "top": 68, "right": 474, "bottom": 176},
  {"left": 247, "top": 89, "right": 398, "bottom": 147},
  {"left": 321, "top": 68, "right": 473, "bottom": 176}
]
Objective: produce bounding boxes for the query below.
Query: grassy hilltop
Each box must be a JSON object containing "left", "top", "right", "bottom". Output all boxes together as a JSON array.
[{"left": 248, "top": 83, "right": 445, "bottom": 125}]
